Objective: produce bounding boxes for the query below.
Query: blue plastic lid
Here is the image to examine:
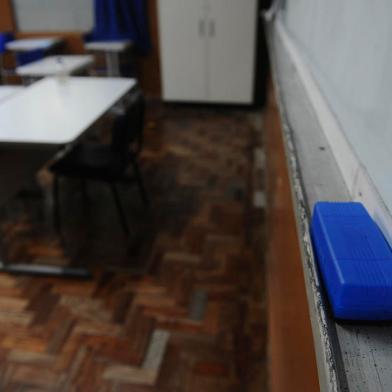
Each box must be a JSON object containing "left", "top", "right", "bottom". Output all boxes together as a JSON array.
[{"left": 311, "top": 201, "right": 392, "bottom": 320}]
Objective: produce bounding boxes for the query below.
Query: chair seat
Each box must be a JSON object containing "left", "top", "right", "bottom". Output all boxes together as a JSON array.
[{"left": 50, "top": 143, "right": 128, "bottom": 181}]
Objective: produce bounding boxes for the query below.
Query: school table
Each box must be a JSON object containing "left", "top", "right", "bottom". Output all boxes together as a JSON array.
[{"left": 0, "top": 76, "right": 136, "bottom": 276}]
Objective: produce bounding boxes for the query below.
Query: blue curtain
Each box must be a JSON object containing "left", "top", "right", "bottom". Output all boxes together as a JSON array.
[{"left": 88, "top": 0, "right": 151, "bottom": 54}]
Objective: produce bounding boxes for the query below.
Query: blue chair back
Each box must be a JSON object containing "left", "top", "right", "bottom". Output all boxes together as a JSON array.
[
  {"left": 16, "top": 49, "right": 46, "bottom": 66},
  {"left": 0, "top": 32, "right": 14, "bottom": 54},
  {"left": 0, "top": 33, "right": 46, "bottom": 66}
]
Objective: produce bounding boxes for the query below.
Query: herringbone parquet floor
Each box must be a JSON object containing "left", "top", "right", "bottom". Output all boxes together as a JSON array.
[{"left": 0, "top": 102, "right": 266, "bottom": 391}]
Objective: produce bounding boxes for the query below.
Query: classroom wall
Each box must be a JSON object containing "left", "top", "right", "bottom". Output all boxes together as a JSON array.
[
  {"left": 0, "top": 0, "right": 15, "bottom": 31},
  {"left": 281, "top": 0, "right": 392, "bottom": 217},
  {"left": 0, "top": 0, "right": 161, "bottom": 96},
  {"left": 13, "top": 0, "right": 93, "bottom": 32}
]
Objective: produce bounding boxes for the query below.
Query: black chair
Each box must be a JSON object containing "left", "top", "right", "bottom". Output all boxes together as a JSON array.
[{"left": 50, "top": 92, "right": 148, "bottom": 236}]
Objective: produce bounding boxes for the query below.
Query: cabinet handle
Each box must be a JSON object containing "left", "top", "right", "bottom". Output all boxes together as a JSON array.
[
  {"left": 209, "top": 20, "right": 215, "bottom": 37},
  {"left": 199, "top": 19, "right": 205, "bottom": 36}
]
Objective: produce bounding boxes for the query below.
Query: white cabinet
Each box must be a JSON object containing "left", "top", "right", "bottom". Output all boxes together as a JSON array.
[{"left": 158, "top": 0, "right": 258, "bottom": 104}]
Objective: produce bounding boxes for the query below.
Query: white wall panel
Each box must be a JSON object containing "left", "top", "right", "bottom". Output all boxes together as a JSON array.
[
  {"left": 281, "top": 0, "right": 392, "bottom": 215},
  {"left": 13, "top": 0, "right": 93, "bottom": 32}
]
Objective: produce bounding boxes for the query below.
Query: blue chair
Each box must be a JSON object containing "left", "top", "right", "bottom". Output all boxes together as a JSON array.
[
  {"left": 0, "top": 32, "right": 47, "bottom": 83},
  {"left": 0, "top": 32, "right": 14, "bottom": 53},
  {"left": 15, "top": 48, "right": 46, "bottom": 66},
  {"left": 0, "top": 32, "right": 14, "bottom": 83}
]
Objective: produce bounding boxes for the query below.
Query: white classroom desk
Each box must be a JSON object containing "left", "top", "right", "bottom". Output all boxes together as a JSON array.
[
  {"left": 0, "top": 86, "right": 23, "bottom": 103},
  {"left": 84, "top": 40, "right": 132, "bottom": 77},
  {"left": 16, "top": 55, "right": 94, "bottom": 79},
  {"left": 0, "top": 76, "right": 136, "bottom": 276},
  {"left": 0, "top": 76, "right": 136, "bottom": 144},
  {"left": 6, "top": 37, "right": 63, "bottom": 52}
]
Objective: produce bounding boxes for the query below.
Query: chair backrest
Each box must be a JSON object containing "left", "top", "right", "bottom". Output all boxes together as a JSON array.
[
  {"left": 16, "top": 49, "right": 46, "bottom": 66},
  {"left": 0, "top": 32, "right": 13, "bottom": 54},
  {"left": 111, "top": 91, "right": 145, "bottom": 157}
]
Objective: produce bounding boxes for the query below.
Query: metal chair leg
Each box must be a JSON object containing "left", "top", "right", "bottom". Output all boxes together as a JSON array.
[
  {"left": 81, "top": 179, "right": 89, "bottom": 205},
  {"left": 109, "top": 183, "right": 130, "bottom": 235},
  {"left": 53, "top": 175, "right": 61, "bottom": 234},
  {"left": 131, "top": 160, "right": 149, "bottom": 206}
]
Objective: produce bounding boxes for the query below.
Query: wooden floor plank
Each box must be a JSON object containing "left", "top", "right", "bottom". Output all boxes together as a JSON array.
[{"left": 0, "top": 103, "right": 266, "bottom": 391}]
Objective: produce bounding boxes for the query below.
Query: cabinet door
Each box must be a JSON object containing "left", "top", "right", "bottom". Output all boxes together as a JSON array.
[
  {"left": 206, "top": 0, "right": 258, "bottom": 103},
  {"left": 158, "top": 0, "right": 208, "bottom": 101}
]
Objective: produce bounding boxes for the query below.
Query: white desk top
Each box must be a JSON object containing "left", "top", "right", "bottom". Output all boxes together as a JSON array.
[
  {"left": 0, "top": 77, "right": 136, "bottom": 145},
  {"left": 84, "top": 40, "right": 132, "bottom": 52},
  {"left": 16, "top": 55, "right": 94, "bottom": 77},
  {"left": 0, "top": 86, "right": 24, "bottom": 103},
  {"left": 6, "top": 38, "right": 63, "bottom": 52}
]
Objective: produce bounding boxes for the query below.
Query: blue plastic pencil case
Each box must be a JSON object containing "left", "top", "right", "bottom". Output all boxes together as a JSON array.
[{"left": 311, "top": 201, "right": 392, "bottom": 320}]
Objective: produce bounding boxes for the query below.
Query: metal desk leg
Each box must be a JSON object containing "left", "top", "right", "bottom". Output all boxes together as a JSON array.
[
  {"left": 0, "top": 190, "right": 91, "bottom": 278},
  {"left": 105, "top": 51, "right": 120, "bottom": 77},
  {"left": 0, "top": 149, "right": 92, "bottom": 278},
  {"left": 0, "top": 261, "right": 92, "bottom": 278}
]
